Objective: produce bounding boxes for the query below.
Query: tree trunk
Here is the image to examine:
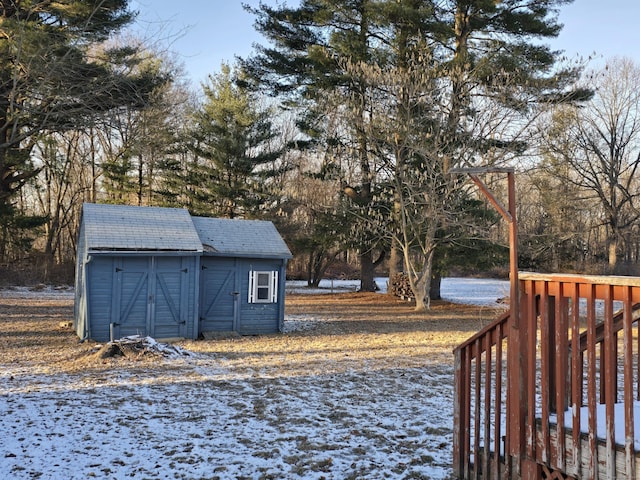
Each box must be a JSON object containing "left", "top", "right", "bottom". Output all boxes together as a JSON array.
[
  {"left": 413, "top": 270, "right": 431, "bottom": 312},
  {"left": 359, "top": 250, "right": 377, "bottom": 292},
  {"left": 429, "top": 271, "right": 442, "bottom": 300},
  {"left": 409, "top": 248, "right": 435, "bottom": 312},
  {"left": 387, "top": 238, "right": 403, "bottom": 295},
  {"left": 608, "top": 236, "right": 618, "bottom": 273}
]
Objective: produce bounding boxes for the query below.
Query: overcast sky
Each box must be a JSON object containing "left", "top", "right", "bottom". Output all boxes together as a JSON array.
[{"left": 129, "top": 0, "right": 640, "bottom": 87}]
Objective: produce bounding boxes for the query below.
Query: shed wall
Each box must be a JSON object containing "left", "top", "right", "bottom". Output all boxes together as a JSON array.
[
  {"left": 83, "top": 255, "right": 198, "bottom": 342},
  {"left": 199, "top": 257, "right": 287, "bottom": 335},
  {"left": 238, "top": 258, "right": 287, "bottom": 334},
  {"left": 74, "top": 220, "right": 88, "bottom": 339},
  {"left": 87, "top": 256, "right": 114, "bottom": 341}
]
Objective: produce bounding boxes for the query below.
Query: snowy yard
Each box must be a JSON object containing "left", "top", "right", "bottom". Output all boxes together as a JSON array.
[{"left": 0, "top": 279, "right": 507, "bottom": 479}]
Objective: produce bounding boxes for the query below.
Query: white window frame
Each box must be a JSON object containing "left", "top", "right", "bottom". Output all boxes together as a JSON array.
[{"left": 248, "top": 270, "right": 278, "bottom": 303}]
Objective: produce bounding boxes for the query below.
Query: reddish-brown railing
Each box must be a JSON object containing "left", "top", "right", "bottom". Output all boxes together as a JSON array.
[
  {"left": 453, "top": 310, "right": 510, "bottom": 479},
  {"left": 453, "top": 272, "right": 640, "bottom": 480}
]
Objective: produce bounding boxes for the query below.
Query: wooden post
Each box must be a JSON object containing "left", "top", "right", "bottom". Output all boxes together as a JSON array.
[{"left": 450, "top": 168, "right": 525, "bottom": 477}]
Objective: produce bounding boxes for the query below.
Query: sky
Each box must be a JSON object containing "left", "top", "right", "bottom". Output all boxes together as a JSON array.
[
  {"left": 129, "top": 0, "right": 274, "bottom": 86},
  {"left": 128, "top": 0, "right": 640, "bottom": 88}
]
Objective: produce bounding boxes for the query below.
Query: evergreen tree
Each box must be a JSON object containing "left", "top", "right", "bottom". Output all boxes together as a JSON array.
[
  {"left": 0, "top": 0, "right": 163, "bottom": 259},
  {"left": 245, "top": 0, "right": 587, "bottom": 306},
  {"left": 187, "top": 64, "right": 282, "bottom": 218},
  {"left": 244, "top": 0, "right": 391, "bottom": 291}
]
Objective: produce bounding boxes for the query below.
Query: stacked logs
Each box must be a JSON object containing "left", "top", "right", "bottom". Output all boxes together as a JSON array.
[{"left": 388, "top": 272, "right": 415, "bottom": 301}]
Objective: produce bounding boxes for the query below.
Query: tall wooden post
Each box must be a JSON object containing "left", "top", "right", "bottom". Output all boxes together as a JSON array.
[{"left": 450, "top": 168, "right": 528, "bottom": 478}]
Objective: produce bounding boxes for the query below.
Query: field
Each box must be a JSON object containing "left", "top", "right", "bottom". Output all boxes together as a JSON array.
[{"left": 0, "top": 287, "right": 504, "bottom": 479}]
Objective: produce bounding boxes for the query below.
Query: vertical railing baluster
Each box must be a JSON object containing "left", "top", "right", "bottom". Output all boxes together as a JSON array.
[
  {"left": 587, "top": 285, "right": 599, "bottom": 479},
  {"left": 571, "top": 282, "right": 582, "bottom": 478},
  {"left": 473, "top": 339, "right": 481, "bottom": 480},
  {"left": 540, "top": 281, "right": 550, "bottom": 465},
  {"left": 483, "top": 333, "right": 492, "bottom": 477},
  {"left": 464, "top": 346, "right": 472, "bottom": 479},
  {"left": 623, "top": 285, "right": 636, "bottom": 479},
  {"left": 555, "top": 281, "right": 567, "bottom": 472},
  {"left": 526, "top": 279, "right": 537, "bottom": 461},
  {"left": 453, "top": 346, "right": 467, "bottom": 478},
  {"left": 603, "top": 284, "right": 616, "bottom": 479},
  {"left": 494, "top": 323, "right": 503, "bottom": 479}
]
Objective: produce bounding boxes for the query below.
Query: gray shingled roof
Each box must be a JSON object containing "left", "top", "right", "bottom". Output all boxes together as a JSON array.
[
  {"left": 82, "top": 203, "right": 203, "bottom": 252},
  {"left": 192, "top": 217, "right": 292, "bottom": 259}
]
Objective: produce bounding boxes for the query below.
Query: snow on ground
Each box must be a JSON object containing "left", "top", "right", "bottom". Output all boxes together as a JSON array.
[
  {"left": 1, "top": 363, "right": 454, "bottom": 479},
  {"left": 440, "top": 277, "right": 509, "bottom": 306},
  {"left": 0, "top": 278, "right": 507, "bottom": 480},
  {"left": 286, "top": 276, "right": 510, "bottom": 306}
]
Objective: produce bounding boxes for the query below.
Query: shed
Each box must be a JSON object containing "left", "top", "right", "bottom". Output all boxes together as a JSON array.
[{"left": 74, "top": 203, "right": 292, "bottom": 342}]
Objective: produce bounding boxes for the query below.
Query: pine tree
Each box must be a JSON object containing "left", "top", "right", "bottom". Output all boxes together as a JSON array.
[
  {"left": 244, "top": 0, "right": 588, "bottom": 306},
  {"left": 244, "top": 0, "right": 390, "bottom": 291},
  {"left": 187, "top": 64, "right": 282, "bottom": 219},
  {"left": 0, "top": 0, "right": 163, "bottom": 259}
]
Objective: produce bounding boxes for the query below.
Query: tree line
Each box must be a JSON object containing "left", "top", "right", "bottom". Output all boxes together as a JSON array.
[{"left": 3, "top": 1, "right": 640, "bottom": 310}]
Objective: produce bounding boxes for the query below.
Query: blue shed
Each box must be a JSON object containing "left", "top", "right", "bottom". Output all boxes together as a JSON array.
[{"left": 74, "top": 203, "right": 292, "bottom": 342}]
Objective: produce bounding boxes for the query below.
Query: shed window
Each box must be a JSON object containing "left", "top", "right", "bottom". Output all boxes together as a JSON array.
[{"left": 249, "top": 271, "right": 278, "bottom": 303}]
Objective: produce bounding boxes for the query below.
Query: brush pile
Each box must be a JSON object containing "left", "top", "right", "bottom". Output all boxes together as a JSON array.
[{"left": 97, "top": 335, "right": 195, "bottom": 359}]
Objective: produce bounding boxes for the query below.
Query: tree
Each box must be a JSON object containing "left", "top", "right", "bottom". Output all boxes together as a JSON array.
[
  {"left": 517, "top": 162, "right": 593, "bottom": 272},
  {"left": 244, "top": 0, "right": 389, "bottom": 291},
  {"left": 542, "top": 58, "right": 640, "bottom": 273},
  {"left": 0, "top": 0, "right": 163, "bottom": 259},
  {"left": 351, "top": 0, "right": 585, "bottom": 309},
  {"left": 97, "top": 45, "right": 185, "bottom": 206},
  {"left": 187, "top": 64, "right": 283, "bottom": 218},
  {"left": 29, "top": 133, "right": 87, "bottom": 280},
  {"left": 284, "top": 174, "right": 347, "bottom": 287},
  {"left": 246, "top": 0, "right": 586, "bottom": 306}
]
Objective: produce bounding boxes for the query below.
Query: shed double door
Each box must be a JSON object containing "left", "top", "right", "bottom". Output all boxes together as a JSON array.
[
  {"left": 111, "top": 257, "right": 190, "bottom": 340},
  {"left": 200, "top": 258, "right": 238, "bottom": 333}
]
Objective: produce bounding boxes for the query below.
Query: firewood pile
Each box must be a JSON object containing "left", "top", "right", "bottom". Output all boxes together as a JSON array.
[{"left": 388, "top": 272, "right": 415, "bottom": 301}]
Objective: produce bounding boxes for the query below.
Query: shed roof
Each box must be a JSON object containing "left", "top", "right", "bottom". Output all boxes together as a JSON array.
[
  {"left": 192, "top": 217, "right": 292, "bottom": 259},
  {"left": 82, "top": 203, "right": 203, "bottom": 253}
]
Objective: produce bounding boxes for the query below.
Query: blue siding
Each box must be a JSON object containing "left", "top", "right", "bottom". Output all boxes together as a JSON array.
[
  {"left": 237, "top": 259, "right": 285, "bottom": 335},
  {"left": 153, "top": 257, "right": 195, "bottom": 339},
  {"left": 87, "top": 257, "right": 115, "bottom": 342},
  {"left": 80, "top": 253, "right": 285, "bottom": 340},
  {"left": 199, "top": 257, "right": 287, "bottom": 335},
  {"left": 113, "top": 257, "right": 150, "bottom": 338},
  {"left": 200, "top": 258, "right": 237, "bottom": 332},
  {"left": 83, "top": 255, "right": 198, "bottom": 342}
]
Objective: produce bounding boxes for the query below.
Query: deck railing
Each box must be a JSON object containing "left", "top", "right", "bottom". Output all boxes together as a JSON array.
[
  {"left": 453, "top": 310, "right": 510, "bottom": 479},
  {"left": 453, "top": 272, "right": 640, "bottom": 480}
]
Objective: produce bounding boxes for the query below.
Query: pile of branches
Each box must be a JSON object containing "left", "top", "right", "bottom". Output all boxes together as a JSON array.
[
  {"left": 388, "top": 273, "right": 415, "bottom": 301},
  {"left": 98, "top": 335, "right": 194, "bottom": 360}
]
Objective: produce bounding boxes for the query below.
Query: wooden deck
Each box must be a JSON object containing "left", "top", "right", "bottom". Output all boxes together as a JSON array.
[
  {"left": 473, "top": 424, "right": 640, "bottom": 480},
  {"left": 453, "top": 272, "right": 640, "bottom": 480},
  {"left": 535, "top": 422, "right": 640, "bottom": 480}
]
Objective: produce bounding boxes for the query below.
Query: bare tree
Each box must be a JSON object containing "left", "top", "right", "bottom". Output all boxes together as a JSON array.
[{"left": 542, "top": 58, "right": 640, "bottom": 273}]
